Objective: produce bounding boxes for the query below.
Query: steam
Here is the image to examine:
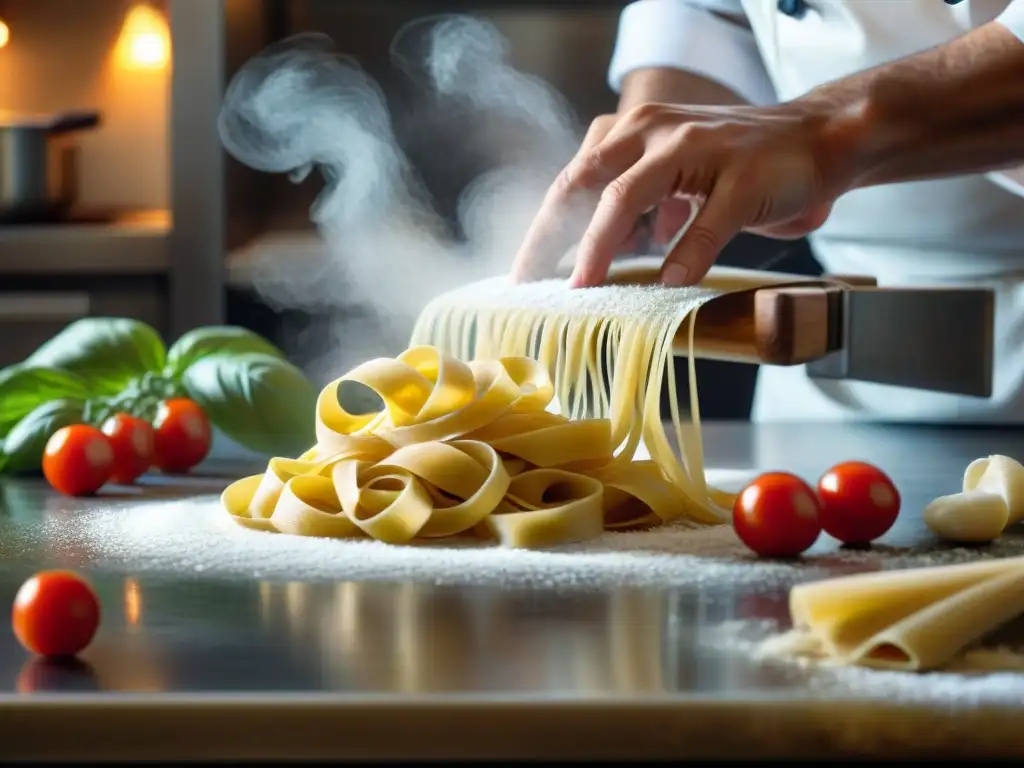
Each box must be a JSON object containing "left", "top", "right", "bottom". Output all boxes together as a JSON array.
[{"left": 218, "top": 16, "right": 584, "bottom": 381}]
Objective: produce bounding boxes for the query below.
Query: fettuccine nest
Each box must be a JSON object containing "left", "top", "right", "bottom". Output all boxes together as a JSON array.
[{"left": 222, "top": 346, "right": 733, "bottom": 548}]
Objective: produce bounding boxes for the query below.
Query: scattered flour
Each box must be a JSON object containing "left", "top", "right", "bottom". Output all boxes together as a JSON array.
[
  {"left": 702, "top": 619, "right": 1024, "bottom": 706},
  {"left": 419, "top": 273, "right": 722, "bottom": 322},
  {"left": 20, "top": 467, "right": 1024, "bottom": 705},
  {"left": 25, "top": 481, "right": 1024, "bottom": 591}
]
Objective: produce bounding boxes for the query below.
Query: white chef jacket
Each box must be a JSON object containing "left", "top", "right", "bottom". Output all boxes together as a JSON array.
[{"left": 608, "top": 0, "right": 1024, "bottom": 424}]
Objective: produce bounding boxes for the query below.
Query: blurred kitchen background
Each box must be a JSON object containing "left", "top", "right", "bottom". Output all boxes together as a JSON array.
[{"left": 0, "top": 0, "right": 821, "bottom": 420}]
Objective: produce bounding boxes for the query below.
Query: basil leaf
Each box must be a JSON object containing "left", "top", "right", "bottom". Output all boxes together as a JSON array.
[
  {"left": 0, "top": 365, "right": 91, "bottom": 438},
  {"left": 165, "top": 325, "right": 285, "bottom": 378},
  {"left": 26, "top": 317, "right": 166, "bottom": 395},
  {"left": 182, "top": 353, "right": 317, "bottom": 456},
  {"left": 1, "top": 399, "right": 85, "bottom": 474}
]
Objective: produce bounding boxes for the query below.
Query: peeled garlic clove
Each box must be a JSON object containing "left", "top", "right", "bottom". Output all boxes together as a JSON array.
[
  {"left": 962, "top": 454, "right": 1024, "bottom": 525},
  {"left": 923, "top": 490, "right": 1010, "bottom": 544},
  {"left": 963, "top": 457, "right": 991, "bottom": 492}
]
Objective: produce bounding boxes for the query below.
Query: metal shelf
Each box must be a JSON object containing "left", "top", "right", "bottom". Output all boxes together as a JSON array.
[{"left": 0, "top": 210, "right": 171, "bottom": 276}]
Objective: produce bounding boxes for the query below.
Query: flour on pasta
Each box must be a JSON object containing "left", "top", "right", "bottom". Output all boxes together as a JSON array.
[{"left": 415, "top": 275, "right": 721, "bottom": 321}]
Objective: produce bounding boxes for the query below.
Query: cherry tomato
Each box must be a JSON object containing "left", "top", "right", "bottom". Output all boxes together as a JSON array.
[
  {"left": 817, "top": 461, "right": 901, "bottom": 544},
  {"left": 12, "top": 570, "right": 101, "bottom": 658},
  {"left": 733, "top": 472, "right": 822, "bottom": 558},
  {"left": 152, "top": 398, "right": 212, "bottom": 474},
  {"left": 101, "top": 413, "right": 155, "bottom": 485},
  {"left": 42, "top": 425, "right": 114, "bottom": 497}
]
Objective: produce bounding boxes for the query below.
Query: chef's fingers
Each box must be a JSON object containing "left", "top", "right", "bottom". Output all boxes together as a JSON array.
[
  {"left": 578, "top": 113, "right": 619, "bottom": 155},
  {"left": 618, "top": 210, "right": 655, "bottom": 254},
  {"left": 746, "top": 202, "right": 833, "bottom": 240},
  {"left": 661, "top": 183, "right": 754, "bottom": 286},
  {"left": 569, "top": 153, "right": 680, "bottom": 288},
  {"left": 653, "top": 197, "right": 697, "bottom": 245},
  {"left": 511, "top": 115, "right": 639, "bottom": 283}
]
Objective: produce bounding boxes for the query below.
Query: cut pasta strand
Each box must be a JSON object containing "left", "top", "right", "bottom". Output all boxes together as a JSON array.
[{"left": 407, "top": 261, "right": 797, "bottom": 523}]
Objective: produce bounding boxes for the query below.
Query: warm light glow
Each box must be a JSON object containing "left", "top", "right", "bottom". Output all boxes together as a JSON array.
[
  {"left": 124, "top": 577, "right": 142, "bottom": 628},
  {"left": 130, "top": 32, "right": 165, "bottom": 67},
  {"left": 116, "top": 4, "right": 170, "bottom": 71},
  {"left": 0, "top": 20, "right": 9, "bottom": 50}
]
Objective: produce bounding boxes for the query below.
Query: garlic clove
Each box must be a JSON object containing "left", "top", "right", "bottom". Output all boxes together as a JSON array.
[
  {"left": 962, "top": 457, "right": 990, "bottom": 492},
  {"left": 923, "top": 490, "right": 1010, "bottom": 544},
  {"left": 962, "top": 454, "right": 1024, "bottom": 525}
]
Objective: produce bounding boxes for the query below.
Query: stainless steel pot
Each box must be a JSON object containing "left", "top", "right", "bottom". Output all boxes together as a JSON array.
[{"left": 0, "top": 110, "right": 101, "bottom": 222}]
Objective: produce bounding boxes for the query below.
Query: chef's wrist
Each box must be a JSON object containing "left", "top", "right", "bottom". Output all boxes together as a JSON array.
[
  {"left": 794, "top": 20, "right": 1024, "bottom": 191},
  {"left": 828, "top": 84, "right": 926, "bottom": 191},
  {"left": 788, "top": 90, "right": 880, "bottom": 198}
]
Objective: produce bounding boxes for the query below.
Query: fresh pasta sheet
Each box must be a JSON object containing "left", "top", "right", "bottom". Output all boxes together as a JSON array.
[
  {"left": 221, "top": 261, "right": 812, "bottom": 547},
  {"left": 768, "top": 556, "right": 1024, "bottom": 671}
]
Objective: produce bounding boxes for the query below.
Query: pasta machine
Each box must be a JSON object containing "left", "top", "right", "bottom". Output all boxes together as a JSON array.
[{"left": 604, "top": 259, "right": 995, "bottom": 398}]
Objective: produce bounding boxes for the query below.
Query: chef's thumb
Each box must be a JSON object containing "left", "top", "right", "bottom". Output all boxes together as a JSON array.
[{"left": 659, "top": 190, "right": 746, "bottom": 286}]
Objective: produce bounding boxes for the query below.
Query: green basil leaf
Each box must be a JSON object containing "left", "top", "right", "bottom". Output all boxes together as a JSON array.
[
  {"left": 165, "top": 325, "right": 285, "bottom": 378},
  {"left": 182, "top": 353, "right": 317, "bottom": 456},
  {"left": 26, "top": 317, "right": 166, "bottom": 395},
  {"left": 1, "top": 399, "right": 86, "bottom": 475},
  {"left": 0, "top": 365, "right": 91, "bottom": 438}
]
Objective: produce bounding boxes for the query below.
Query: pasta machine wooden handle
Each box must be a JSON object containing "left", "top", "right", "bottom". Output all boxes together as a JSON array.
[
  {"left": 680, "top": 273, "right": 876, "bottom": 365},
  {"left": 680, "top": 272, "right": 995, "bottom": 398},
  {"left": 754, "top": 274, "right": 879, "bottom": 365}
]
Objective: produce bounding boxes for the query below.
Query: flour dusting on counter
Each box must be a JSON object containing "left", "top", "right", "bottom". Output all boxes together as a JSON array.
[
  {"left": 702, "top": 619, "right": 1024, "bottom": 706},
  {"left": 28, "top": 491, "right": 1024, "bottom": 591}
]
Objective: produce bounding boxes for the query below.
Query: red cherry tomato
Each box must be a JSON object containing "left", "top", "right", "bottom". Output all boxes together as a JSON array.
[
  {"left": 12, "top": 571, "right": 101, "bottom": 658},
  {"left": 817, "top": 461, "right": 901, "bottom": 544},
  {"left": 42, "top": 425, "right": 114, "bottom": 497},
  {"left": 152, "top": 398, "right": 212, "bottom": 474},
  {"left": 733, "top": 472, "right": 822, "bottom": 558},
  {"left": 101, "top": 413, "right": 155, "bottom": 485}
]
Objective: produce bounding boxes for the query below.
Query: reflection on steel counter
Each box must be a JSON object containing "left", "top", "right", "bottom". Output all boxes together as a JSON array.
[
  {"left": 252, "top": 579, "right": 820, "bottom": 695},
  {"left": 256, "top": 580, "right": 691, "bottom": 694}
]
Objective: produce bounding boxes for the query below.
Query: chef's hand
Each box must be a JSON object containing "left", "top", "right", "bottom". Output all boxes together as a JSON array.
[{"left": 511, "top": 102, "right": 849, "bottom": 288}]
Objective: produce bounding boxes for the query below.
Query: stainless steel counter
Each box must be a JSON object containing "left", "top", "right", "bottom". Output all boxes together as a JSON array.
[{"left": 1, "top": 421, "right": 1024, "bottom": 760}]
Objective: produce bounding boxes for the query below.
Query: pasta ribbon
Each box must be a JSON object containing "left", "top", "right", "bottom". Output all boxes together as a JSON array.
[
  {"left": 782, "top": 556, "right": 1024, "bottom": 671},
  {"left": 221, "top": 345, "right": 710, "bottom": 548}
]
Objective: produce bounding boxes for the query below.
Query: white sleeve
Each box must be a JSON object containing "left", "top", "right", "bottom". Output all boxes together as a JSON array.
[
  {"left": 607, "top": 0, "right": 778, "bottom": 106},
  {"left": 996, "top": 0, "right": 1024, "bottom": 42},
  {"left": 986, "top": 0, "right": 1024, "bottom": 197}
]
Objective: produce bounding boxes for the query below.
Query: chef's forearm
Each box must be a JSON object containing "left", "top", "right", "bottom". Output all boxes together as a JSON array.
[
  {"left": 618, "top": 67, "right": 747, "bottom": 111},
  {"left": 815, "top": 21, "right": 1024, "bottom": 191}
]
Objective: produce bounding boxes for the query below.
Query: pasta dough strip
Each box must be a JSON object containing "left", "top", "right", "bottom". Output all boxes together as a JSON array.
[
  {"left": 786, "top": 556, "right": 1024, "bottom": 671},
  {"left": 850, "top": 566, "right": 1024, "bottom": 671}
]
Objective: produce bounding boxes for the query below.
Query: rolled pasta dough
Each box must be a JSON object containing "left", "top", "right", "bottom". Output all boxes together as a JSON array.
[{"left": 787, "top": 556, "right": 1024, "bottom": 671}]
